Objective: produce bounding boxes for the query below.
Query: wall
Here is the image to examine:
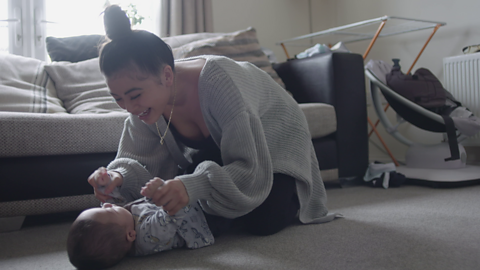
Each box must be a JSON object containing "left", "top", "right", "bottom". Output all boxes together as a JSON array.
[
  {"left": 317, "top": 0, "right": 480, "bottom": 163},
  {"left": 211, "top": 0, "right": 312, "bottom": 62},
  {"left": 211, "top": 0, "right": 480, "bottom": 164}
]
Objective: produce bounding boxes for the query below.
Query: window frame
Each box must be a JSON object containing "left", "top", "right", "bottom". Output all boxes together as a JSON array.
[
  {"left": 3, "top": 0, "right": 158, "bottom": 61},
  {"left": 6, "top": 0, "right": 46, "bottom": 60}
]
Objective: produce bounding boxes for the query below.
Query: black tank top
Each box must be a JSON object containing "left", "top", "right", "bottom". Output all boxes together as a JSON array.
[{"left": 169, "top": 125, "right": 223, "bottom": 174}]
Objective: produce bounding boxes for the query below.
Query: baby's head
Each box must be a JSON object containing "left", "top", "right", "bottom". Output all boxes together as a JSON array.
[{"left": 67, "top": 203, "right": 136, "bottom": 269}]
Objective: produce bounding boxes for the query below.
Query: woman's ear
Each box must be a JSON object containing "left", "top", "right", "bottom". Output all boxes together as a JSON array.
[{"left": 162, "top": 65, "right": 174, "bottom": 87}]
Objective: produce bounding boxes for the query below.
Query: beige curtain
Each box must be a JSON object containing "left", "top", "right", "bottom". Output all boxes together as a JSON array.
[{"left": 158, "top": 0, "right": 214, "bottom": 37}]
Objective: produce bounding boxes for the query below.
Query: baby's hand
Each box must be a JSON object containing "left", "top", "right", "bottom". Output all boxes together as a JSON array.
[
  {"left": 95, "top": 167, "right": 112, "bottom": 187},
  {"left": 88, "top": 167, "right": 124, "bottom": 203},
  {"left": 141, "top": 177, "right": 165, "bottom": 199}
]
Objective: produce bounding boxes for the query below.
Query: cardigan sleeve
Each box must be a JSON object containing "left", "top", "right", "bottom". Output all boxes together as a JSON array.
[
  {"left": 177, "top": 110, "right": 274, "bottom": 219},
  {"left": 107, "top": 115, "right": 179, "bottom": 202},
  {"left": 175, "top": 58, "right": 277, "bottom": 218}
]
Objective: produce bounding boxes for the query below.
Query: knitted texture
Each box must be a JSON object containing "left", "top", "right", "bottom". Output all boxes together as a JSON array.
[{"left": 108, "top": 55, "right": 329, "bottom": 223}]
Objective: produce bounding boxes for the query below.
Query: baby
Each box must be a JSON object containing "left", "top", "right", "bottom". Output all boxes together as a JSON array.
[
  {"left": 67, "top": 178, "right": 214, "bottom": 270},
  {"left": 93, "top": 167, "right": 125, "bottom": 205}
]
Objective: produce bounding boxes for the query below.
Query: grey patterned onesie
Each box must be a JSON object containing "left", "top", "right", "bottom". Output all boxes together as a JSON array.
[{"left": 129, "top": 201, "right": 214, "bottom": 256}]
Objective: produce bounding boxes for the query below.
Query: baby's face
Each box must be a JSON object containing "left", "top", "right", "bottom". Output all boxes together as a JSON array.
[{"left": 77, "top": 203, "right": 134, "bottom": 230}]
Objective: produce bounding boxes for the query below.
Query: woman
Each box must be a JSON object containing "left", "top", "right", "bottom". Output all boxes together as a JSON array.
[{"left": 88, "top": 5, "right": 334, "bottom": 236}]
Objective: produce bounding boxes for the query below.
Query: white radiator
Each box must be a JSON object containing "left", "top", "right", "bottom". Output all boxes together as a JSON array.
[{"left": 443, "top": 53, "right": 480, "bottom": 146}]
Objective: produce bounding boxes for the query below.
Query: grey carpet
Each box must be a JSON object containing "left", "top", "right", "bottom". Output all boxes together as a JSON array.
[{"left": 1, "top": 184, "right": 479, "bottom": 270}]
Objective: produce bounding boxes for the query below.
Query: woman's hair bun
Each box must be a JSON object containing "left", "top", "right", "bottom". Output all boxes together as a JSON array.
[{"left": 103, "top": 5, "right": 132, "bottom": 41}]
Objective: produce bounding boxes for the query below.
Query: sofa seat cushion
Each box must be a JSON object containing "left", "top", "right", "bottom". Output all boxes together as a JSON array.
[
  {"left": 0, "top": 54, "right": 66, "bottom": 113},
  {"left": 0, "top": 112, "right": 128, "bottom": 157},
  {"left": 299, "top": 103, "right": 336, "bottom": 139}
]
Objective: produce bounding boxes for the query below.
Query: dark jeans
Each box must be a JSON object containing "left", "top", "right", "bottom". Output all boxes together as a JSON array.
[{"left": 184, "top": 137, "right": 300, "bottom": 236}]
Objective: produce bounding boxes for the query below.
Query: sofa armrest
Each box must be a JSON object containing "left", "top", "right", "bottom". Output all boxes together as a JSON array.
[{"left": 273, "top": 52, "right": 368, "bottom": 179}]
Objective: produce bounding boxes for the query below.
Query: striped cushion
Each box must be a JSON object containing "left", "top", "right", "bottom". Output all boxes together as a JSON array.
[
  {"left": 172, "top": 27, "right": 285, "bottom": 88},
  {"left": 44, "top": 58, "right": 125, "bottom": 114},
  {"left": 0, "top": 54, "right": 66, "bottom": 113}
]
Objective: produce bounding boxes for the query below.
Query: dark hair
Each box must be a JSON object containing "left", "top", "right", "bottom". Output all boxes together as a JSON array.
[
  {"left": 67, "top": 219, "right": 130, "bottom": 270},
  {"left": 99, "top": 5, "right": 174, "bottom": 78}
]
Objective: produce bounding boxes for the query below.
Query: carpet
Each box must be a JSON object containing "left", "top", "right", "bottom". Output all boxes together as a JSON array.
[{"left": 1, "top": 184, "right": 479, "bottom": 270}]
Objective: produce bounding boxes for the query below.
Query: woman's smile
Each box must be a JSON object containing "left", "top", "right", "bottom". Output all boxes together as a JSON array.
[
  {"left": 107, "top": 68, "right": 174, "bottom": 125},
  {"left": 137, "top": 108, "right": 151, "bottom": 120}
]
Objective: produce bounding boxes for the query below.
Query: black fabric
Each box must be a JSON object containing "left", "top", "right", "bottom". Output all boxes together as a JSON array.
[
  {"left": 369, "top": 171, "right": 406, "bottom": 188},
  {"left": 381, "top": 89, "right": 448, "bottom": 132},
  {"left": 441, "top": 115, "right": 461, "bottom": 161},
  {"left": 0, "top": 152, "right": 116, "bottom": 202},
  {"left": 384, "top": 65, "right": 462, "bottom": 161},
  {"left": 204, "top": 175, "right": 300, "bottom": 237},
  {"left": 383, "top": 66, "right": 462, "bottom": 133},
  {"left": 180, "top": 131, "right": 299, "bottom": 236},
  {"left": 240, "top": 173, "right": 299, "bottom": 236},
  {"left": 273, "top": 52, "right": 369, "bottom": 179},
  {"left": 386, "top": 67, "right": 448, "bottom": 109},
  {"left": 46, "top": 35, "right": 106, "bottom": 62},
  {"left": 169, "top": 124, "right": 217, "bottom": 151},
  {"left": 312, "top": 134, "right": 337, "bottom": 171}
]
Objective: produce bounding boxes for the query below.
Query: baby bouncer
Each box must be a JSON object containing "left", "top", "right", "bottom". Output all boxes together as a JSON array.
[{"left": 366, "top": 68, "right": 480, "bottom": 185}]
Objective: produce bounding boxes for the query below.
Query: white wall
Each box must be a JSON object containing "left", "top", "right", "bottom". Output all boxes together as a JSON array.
[
  {"left": 211, "top": 0, "right": 312, "bottom": 62},
  {"left": 211, "top": 0, "right": 480, "bottom": 164},
  {"left": 319, "top": 0, "right": 480, "bottom": 163}
]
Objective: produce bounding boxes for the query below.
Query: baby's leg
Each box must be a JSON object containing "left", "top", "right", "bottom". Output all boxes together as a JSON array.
[{"left": 141, "top": 177, "right": 165, "bottom": 199}]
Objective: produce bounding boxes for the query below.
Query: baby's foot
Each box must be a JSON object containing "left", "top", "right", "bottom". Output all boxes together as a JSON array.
[{"left": 141, "top": 177, "right": 165, "bottom": 198}]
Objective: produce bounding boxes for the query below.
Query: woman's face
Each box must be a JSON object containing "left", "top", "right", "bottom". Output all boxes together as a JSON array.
[{"left": 107, "top": 67, "right": 174, "bottom": 125}]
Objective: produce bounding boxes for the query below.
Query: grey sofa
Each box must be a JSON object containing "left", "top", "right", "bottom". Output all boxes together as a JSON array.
[{"left": 0, "top": 28, "right": 368, "bottom": 232}]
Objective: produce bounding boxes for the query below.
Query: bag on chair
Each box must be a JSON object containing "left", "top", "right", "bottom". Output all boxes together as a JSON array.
[
  {"left": 386, "top": 60, "right": 462, "bottom": 161},
  {"left": 386, "top": 60, "right": 461, "bottom": 111}
]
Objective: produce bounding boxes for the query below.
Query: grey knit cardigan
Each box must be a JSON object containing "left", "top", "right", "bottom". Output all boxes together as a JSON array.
[{"left": 107, "top": 55, "right": 334, "bottom": 224}]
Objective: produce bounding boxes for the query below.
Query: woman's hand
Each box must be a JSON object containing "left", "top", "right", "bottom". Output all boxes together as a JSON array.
[
  {"left": 141, "top": 177, "right": 189, "bottom": 215},
  {"left": 87, "top": 167, "right": 123, "bottom": 203}
]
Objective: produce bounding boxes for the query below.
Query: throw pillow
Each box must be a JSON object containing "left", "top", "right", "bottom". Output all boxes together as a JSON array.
[
  {"left": 44, "top": 58, "right": 125, "bottom": 114},
  {"left": 0, "top": 53, "right": 67, "bottom": 113},
  {"left": 45, "top": 35, "right": 106, "bottom": 62},
  {"left": 172, "top": 27, "right": 285, "bottom": 88},
  {"left": 163, "top": 32, "right": 223, "bottom": 49}
]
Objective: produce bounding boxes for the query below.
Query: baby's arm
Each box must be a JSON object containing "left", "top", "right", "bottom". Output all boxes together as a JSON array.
[
  {"left": 141, "top": 177, "right": 165, "bottom": 200},
  {"left": 141, "top": 178, "right": 215, "bottom": 249},
  {"left": 140, "top": 177, "right": 188, "bottom": 215},
  {"left": 95, "top": 170, "right": 126, "bottom": 205}
]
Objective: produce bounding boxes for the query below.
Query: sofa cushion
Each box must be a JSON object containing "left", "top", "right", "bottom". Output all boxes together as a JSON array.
[
  {"left": 44, "top": 58, "right": 125, "bottom": 114},
  {"left": 0, "top": 54, "right": 66, "bottom": 113},
  {"left": 45, "top": 35, "right": 106, "bottom": 62},
  {"left": 0, "top": 112, "right": 128, "bottom": 157},
  {"left": 299, "top": 103, "right": 336, "bottom": 139},
  {"left": 164, "top": 32, "right": 224, "bottom": 49},
  {"left": 172, "top": 27, "right": 285, "bottom": 88}
]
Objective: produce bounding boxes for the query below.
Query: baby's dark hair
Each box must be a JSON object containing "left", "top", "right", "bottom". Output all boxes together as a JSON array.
[
  {"left": 99, "top": 5, "right": 174, "bottom": 78},
  {"left": 67, "top": 219, "right": 130, "bottom": 270}
]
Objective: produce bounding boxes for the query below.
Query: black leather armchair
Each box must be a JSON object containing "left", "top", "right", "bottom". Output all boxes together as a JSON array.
[{"left": 273, "top": 52, "right": 369, "bottom": 181}]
